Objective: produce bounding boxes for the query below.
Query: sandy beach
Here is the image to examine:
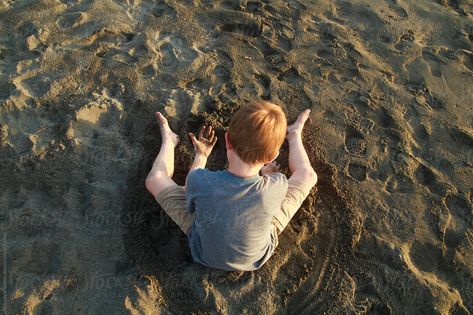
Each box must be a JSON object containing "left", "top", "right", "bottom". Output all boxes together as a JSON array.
[{"left": 1, "top": 0, "right": 472, "bottom": 313}]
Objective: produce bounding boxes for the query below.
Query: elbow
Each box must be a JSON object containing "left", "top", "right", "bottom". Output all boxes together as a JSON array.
[{"left": 307, "top": 168, "right": 318, "bottom": 187}]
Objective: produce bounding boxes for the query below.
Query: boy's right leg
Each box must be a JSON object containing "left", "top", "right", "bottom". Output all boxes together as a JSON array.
[
  {"left": 146, "top": 112, "right": 194, "bottom": 235},
  {"left": 155, "top": 185, "right": 195, "bottom": 235},
  {"left": 273, "top": 109, "right": 317, "bottom": 234}
]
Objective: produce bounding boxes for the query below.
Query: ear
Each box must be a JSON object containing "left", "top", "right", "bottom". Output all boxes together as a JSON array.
[{"left": 225, "top": 132, "right": 233, "bottom": 150}]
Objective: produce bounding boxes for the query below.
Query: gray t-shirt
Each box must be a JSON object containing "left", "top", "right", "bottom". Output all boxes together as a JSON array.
[{"left": 185, "top": 168, "right": 288, "bottom": 271}]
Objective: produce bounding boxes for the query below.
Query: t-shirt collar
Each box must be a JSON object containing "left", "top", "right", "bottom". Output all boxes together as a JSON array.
[{"left": 223, "top": 169, "right": 261, "bottom": 182}]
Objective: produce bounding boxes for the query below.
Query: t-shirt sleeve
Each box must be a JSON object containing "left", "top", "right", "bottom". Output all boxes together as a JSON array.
[{"left": 185, "top": 168, "right": 203, "bottom": 214}]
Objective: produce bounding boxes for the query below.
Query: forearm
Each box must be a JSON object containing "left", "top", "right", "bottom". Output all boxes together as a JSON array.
[
  {"left": 190, "top": 153, "right": 207, "bottom": 172},
  {"left": 185, "top": 153, "right": 207, "bottom": 188},
  {"left": 288, "top": 134, "right": 313, "bottom": 174}
]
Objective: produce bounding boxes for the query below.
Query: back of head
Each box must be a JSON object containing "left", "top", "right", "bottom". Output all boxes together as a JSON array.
[{"left": 229, "top": 100, "right": 287, "bottom": 165}]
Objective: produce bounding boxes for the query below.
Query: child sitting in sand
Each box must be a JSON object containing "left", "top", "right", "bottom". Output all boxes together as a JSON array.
[{"left": 145, "top": 100, "right": 317, "bottom": 271}]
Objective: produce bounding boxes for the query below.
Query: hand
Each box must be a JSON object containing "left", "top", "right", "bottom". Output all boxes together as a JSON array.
[
  {"left": 260, "top": 161, "right": 281, "bottom": 176},
  {"left": 188, "top": 125, "right": 218, "bottom": 158}
]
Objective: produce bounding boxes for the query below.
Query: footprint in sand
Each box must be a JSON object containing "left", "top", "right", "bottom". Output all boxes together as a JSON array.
[
  {"left": 394, "top": 30, "right": 414, "bottom": 52},
  {"left": 449, "top": 127, "right": 473, "bottom": 151},
  {"left": 444, "top": 193, "right": 472, "bottom": 249},
  {"left": 97, "top": 49, "right": 138, "bottom": 65},
  {"left": 414, "top": 164, "right": 447, "bottom": 196},
  {"left": 413, "top": 123, "right": 429, "bottom": 142},
  {"left": 56, "top": 12, "right": 85, "bottom": 29},
  {"left": 95, "top": 31, "right": 144, "bottom": 66},
  {"left": 16, "top": 75, "right": 52, "bottom": 98},
  {"left": 446, "top": 194, "right": 472, "bottom": 224},
  {"left": 378, "top": 108, "right": 398, "bottom": 130},
  {"left": 155, "top": 32, "right": 198, "bottom": 70},
  {"left": 409, "top": 240, "right": 472, "bottom": 313},
  {"left": 220, "top": 21, "right": 263, "bottom": 38},
  {"left": 277, "top": 67, "right": 305, "bottom": 86},
  {"left": 151, "top": 0, "right": 176, "bottom": 19},
  {"left": 140, "top": 64, "right": 155, "bottom": 79},
  {"left": 271, "top": 21, "right": 295, "bottom": 52},
  {"left": 385, "top": 174, "right": 415, "bottom": 193},
  {"left": 259, "top": 39, "right": 289, "bottom": 72},
  {"left": 208, "top": 49, "right": 234, "bottom": 97},
  {"left": 384, "top": 0, "right": 408, "bottom": 19},
  {"left": 255, "top": 73, "right": 271, "bottom": 100},
  {"left": 437, "top": 0, "right": 469, "bottom": 16},
  {"left": 211, "top": 65, "right": 231, "bottom": 95},
  {"left": 406, "top": 240, "right": 468, "bottom": 305},
  {"left": 276, "top": 86, "right": 311, "bottom": 112},
  {"left": 344, "top": 126, "right": 368, "bottom": 181},
  {"left": 414, "top": 88, "right": 445, "bottom": 111},
  {"left": 345, "top": 127, "right": 367, "bottom": 158},
  {"left": 422, "top": 48, "right": 444, "bottom": 78},
  {"left": 348, "top": 163, "right": 367, "bottom": 181},
  {"left": 457, "top": 49, "right": 473, "bottom": 72}
]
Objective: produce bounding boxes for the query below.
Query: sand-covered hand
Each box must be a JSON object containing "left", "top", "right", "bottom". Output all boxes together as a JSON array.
[{"left": 188, "top": 125, "right": 217, "bottom": 157}]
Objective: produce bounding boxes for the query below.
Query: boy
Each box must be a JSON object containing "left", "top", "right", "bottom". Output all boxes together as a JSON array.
[{"left": 145, "top": 100, "right": 317, "bottom": 271}]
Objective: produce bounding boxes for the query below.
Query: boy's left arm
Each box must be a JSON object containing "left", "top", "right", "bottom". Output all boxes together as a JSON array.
[{"left": 186, "top": 124, "right": 217, "bottom": 188}]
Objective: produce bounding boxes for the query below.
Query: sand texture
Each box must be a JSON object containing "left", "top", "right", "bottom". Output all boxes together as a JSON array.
[{"left": 1, "top": 0, "right": 473, "bottom": 314}]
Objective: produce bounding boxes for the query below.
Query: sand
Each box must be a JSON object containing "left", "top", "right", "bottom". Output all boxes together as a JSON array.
[{"left": 1, "top": 0, "right": 472, "bottom": 314}]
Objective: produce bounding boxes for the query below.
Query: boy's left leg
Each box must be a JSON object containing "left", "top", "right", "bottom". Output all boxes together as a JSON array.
[
  {"left": 272, "top": 178, "right": 312, "bottom": 234},
  {"left": 146, "top": 112, "right": 194, "bottom": 235}
]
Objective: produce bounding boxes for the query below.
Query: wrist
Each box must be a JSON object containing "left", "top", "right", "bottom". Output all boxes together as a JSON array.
[
  {"left": 191, "top": 154, "right": 207, "bottom": 170},
  {"left": 286, "top": 130, "right": 302, "bottom": 142},
  {"left": 194, "top": 153, "right": 208, "bottom": 161}
]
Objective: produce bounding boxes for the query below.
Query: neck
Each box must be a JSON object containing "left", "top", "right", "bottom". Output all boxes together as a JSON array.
[{"left": 226, "top": 150, "right": 263, "bottom": 178}]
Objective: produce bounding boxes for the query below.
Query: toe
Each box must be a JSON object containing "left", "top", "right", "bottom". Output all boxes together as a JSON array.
[{"left": 156, "top": 112, "right": 168, "bottom": 126}]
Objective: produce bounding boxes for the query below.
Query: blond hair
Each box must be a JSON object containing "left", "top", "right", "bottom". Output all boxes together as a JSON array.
[{"left": 228, "top": 100, "right": 287, "bottom": 164}]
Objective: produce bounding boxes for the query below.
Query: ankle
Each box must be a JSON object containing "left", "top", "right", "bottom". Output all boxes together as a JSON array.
[
  {"left": 161, "top": 136, "right": 176, "bottom": 147},
  {"left": 286, "top": 130, "right": 302, "bottom": 141}
]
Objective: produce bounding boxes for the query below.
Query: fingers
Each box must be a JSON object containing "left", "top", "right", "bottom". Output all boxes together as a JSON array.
[
  {"left": 188, "top": 133, "right": 197, "bottom": 146},
  {"left": 198, "top": 125, "right": 216, "bottom": 141},
  {"left": 198, "top": 126, "right": 205, "bottom": 140},
  {"left": 209, "top": 128, "right": 215, "bottom": 142}
]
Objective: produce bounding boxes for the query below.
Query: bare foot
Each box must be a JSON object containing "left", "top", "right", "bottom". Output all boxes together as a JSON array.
[
  {"left": 156, "top": 112, "right": 179, "bottom": 146},
  {"left": 286, "top": 109, "right": 310, "bottom": 140}
]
